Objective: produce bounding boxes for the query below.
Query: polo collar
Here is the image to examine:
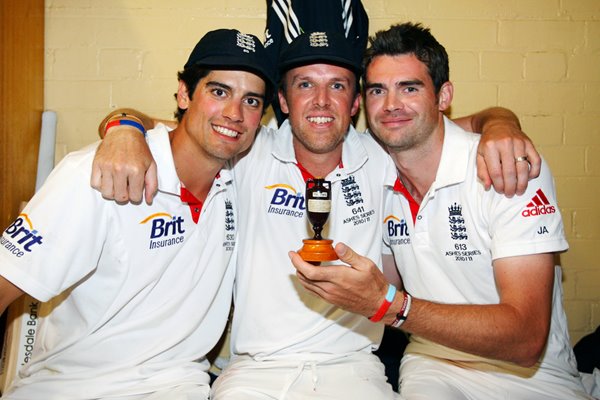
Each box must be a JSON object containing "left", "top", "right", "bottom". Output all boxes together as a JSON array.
[
  {"left": 430, "top": 116, "right": 474, "bottom": 191},
  {"left": 150, "top": 124, "right": 233, "bottom": 198}
]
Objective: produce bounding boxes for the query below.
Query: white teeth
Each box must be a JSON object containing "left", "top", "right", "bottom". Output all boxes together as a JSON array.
[
  {"left": 213, "top": 125, "right": 238, "bottom": 138},
  {"left": 307, "top": 116, "right": 333, "bottom": 124}
]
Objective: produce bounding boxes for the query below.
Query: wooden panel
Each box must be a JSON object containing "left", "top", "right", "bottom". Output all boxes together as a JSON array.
[{"left": 0, "top": 0, "right": 44, "bottom": 231}]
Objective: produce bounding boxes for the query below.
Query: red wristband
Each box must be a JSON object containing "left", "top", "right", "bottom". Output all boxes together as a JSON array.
[
  {"left": 105, "top": 118, "right": 146, "bottom": 137},
  {"left": 369, "top": 284, "right": 396, "bottom": 322}
]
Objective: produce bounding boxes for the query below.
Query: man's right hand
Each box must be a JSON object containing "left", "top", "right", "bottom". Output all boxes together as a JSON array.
[{"left": 91, "top": 126, "right": 157, "bottom": 204}]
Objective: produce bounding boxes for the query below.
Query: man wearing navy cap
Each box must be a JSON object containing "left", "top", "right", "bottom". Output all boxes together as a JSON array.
[
  {"left": 0, "top": 29, "right": 273, "bottom": 400},
  {"left": 89, "top": 28, "right": 541, "bottom": 398},
  {"left": 210, "top": 31, "right": 400, "bottom": 398}
]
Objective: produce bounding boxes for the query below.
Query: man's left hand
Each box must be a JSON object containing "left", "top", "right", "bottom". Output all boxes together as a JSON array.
[
  {"left": 289, "top": 242, "right": 389, "bottom": 317},
  {"left": 477, "top": 122, "right": 541, "bottom": 197}
]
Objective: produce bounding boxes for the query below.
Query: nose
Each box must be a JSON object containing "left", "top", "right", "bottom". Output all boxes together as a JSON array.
[
  {"left": 313, "top": 86, "right": 330, "bottom": 108},
  {"left": 223, "top": 100, "right": 243, "bottom": 122},
  {"left": 384, "top": 91, "right": 402, "bottom": 113}
]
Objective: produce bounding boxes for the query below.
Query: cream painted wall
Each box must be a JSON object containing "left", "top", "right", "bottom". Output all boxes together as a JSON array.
[{"left": 45, "top": 0, "right": 600, "bottom": 344}]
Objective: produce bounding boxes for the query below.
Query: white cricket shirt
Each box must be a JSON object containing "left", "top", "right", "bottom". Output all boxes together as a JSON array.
[
  {"left": 230, "top": 121, "right": 396, "bottom": 359},
  {"left": 0, "top": 125, "right": 236, "bottom": 399},
  {"left": 384, "top": 117, "right": 581, "bottom": 389}
]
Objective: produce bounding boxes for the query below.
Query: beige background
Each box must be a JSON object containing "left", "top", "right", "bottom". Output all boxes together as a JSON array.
[{"left": 44, "top": 0, "right": 599, "bottom": 344}]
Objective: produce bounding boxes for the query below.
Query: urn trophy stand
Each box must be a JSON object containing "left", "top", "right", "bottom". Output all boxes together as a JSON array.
[{"left": 298, "top": 178, "right": 338, "bottom": 263}]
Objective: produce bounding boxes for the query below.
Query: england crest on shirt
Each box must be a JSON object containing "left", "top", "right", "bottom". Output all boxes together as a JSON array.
[{"left": 448, "top": 202, "right": 467, "bottom": 241}]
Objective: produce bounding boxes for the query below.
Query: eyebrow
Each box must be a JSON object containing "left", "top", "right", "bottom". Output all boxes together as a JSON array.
[
  {"left": 364, "top": 79, "right": 425, "bottom": 90},
  {"left": 291, "top": 74, "right": 351, "bottom": 85},
  {"left": 206, "top": 81, "right": 265, "bottom": 100},
  {"left": 397, "top": 79, "right": 425, "bottom": 87}
]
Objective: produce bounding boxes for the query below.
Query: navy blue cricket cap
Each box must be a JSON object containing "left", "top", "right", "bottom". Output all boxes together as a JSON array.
[
  {"left": 278, "top": 31, "right": 363, "bottom": 77},
  {"left": 184, "top": 29, "right": 276, "bottom": 94}
]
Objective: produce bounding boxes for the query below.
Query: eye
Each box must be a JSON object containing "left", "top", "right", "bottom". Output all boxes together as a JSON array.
[
  {"left": 244, "top": 97, "right": 262, "bottom": 108},
  {"left": 298, "top": 81, "right": 312, "bottom": 89},
  {"left": 367, "top": 88, "right": 384, "bottom": 96},
  {"left": 403, "top": 86, "right": 418, "bottom": 93},
  {"left": 331, "top": 82, "right": 345, "bottom": 90},
  {"left": 212, "top": 88, "right": 227, "bottom": 97}
]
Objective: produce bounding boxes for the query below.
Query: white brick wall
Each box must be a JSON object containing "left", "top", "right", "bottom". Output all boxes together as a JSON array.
[{"left": 45, "top": 0, "right": 600, "bottom": 344}]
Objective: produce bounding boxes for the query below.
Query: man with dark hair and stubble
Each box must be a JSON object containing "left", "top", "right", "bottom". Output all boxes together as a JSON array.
[{"left": 291, "top": 22, "right": 591, "bottom": 400}]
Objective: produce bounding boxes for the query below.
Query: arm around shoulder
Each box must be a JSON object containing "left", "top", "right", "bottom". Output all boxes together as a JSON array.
[
  {"left": 92, "top": 108, "right": 165, "bottom": 204},
  {"left": 453, "top": 107, "right": 541, "bottom": 197}
]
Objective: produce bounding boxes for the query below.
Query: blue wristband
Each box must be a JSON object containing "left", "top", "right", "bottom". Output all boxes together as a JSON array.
[
  {"left": 106, "top": 118, "right": 146, "bottom": 137},
  {"left": 385, "top": 284, "right": 396, "bottom": 302}
]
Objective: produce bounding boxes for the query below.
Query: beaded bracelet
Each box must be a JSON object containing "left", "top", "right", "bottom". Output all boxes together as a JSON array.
[
  {"left": 369, "top": 284, "right": 396, "bottom": 323},
  {"left": 391, "top": 291, "right": 412, "bottom": 328}
]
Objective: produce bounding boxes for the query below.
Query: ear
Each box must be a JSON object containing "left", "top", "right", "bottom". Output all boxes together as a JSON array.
[
  {"left": 278, "top": 89, "right": 290, "bottom": 114},
  {"left": 177, "top": 81, "right": 190, "bottom": 110},
  {"left": 437, "top": 81, "right": 453, "bottom": 112},
  {"left": 350, "top": 93, "right": 361, "bottom": 117}
]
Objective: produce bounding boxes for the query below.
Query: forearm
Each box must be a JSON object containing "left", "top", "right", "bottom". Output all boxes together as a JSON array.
[
  {"left": 452, "top": 107, "right": 521, "bottom": 134},
  {"left": 382, "top": 255, "right": 554, "bottom": 367},
  {"left": 383, "top": 298, "right": 546, "bottom": 367}
]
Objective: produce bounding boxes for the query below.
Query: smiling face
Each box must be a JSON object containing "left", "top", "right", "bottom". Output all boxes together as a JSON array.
[
  {"left": 279, "top": 63, "right": 360, "bottom": 156},
  {"left": 178, "top": 69, "right": 266, "bottom": 164},
  {"left": 364, "top": 54, "right": 452, "bottom": 153}
]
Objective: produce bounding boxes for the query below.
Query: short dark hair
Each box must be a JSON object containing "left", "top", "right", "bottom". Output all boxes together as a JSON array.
[
  {"left": 363, "top": 22, "right": 449, "bottom": 94},
  {"left": 174, "top": 65, "right": 211, "bottom": 122}
]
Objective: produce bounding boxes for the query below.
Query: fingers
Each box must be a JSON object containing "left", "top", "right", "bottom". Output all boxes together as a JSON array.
[
  {"left": 289, "top": 251, "right": 330, "bottom": 281},
  {"left": 144, "top": 161, "right": 159, "bottom": 205},
  {"left": 497, "top": 140, "right": 518, "bottom": 198},
  {"left": 334, "top": 242, "right": 371, "bottom": 271},
  {"left": 476, "top": 152, "right": 497, "bottom": 193},
  {"left": 509, "top": 134, "right": 543, "bottom": 196},
  {"left": 477, "top": 126, "right": 539, "bottom": 197},
  {"left": 99, "top": 170, "right": 115, "bottom": 200},
  {"left": 125, "top": 172, "right": 144, "bottom": 204},
  {"left": 477, "top": 139, "right": 510, "bottom": 195},
  {"left": 289, "top": 251, "right": 336, "bottom": 299},
  {"left": 90, "top": 161, "right": 102, "bottom": 191},
  {"left": 524, "top": 140, "right": 541, "bottom": 180},
  {"left": 92, "top": 142, "right": 115, "bottom": 199}
]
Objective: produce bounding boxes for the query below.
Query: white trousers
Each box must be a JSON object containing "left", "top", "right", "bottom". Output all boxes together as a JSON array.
[
  {"left": 399, "top": 354, "right": 592, "bottom": 400},
  {"left": 211, "top": 352, "right": 400, "bottom": 400}
]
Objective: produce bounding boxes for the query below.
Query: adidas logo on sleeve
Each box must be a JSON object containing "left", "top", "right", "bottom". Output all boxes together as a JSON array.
[{"left": 521, "top": 189, "right": 556, "bottom": 217}]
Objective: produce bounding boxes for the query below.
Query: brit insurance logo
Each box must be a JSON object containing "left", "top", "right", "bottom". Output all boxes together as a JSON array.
[
  {"left": 140, "top": 213, "right": 185, "bottom": 250},
  {"left": 1, "top": 214, "right": 44, "bottom": 258},
  {"left": 265, "top": 183, "right": 306, "bottom": 219},
  {"left": 522, "top": 189, "right": 556, "bottom": 217},
  {"left": 384, "top": 215, "right": 411, "bottom": 246}
]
